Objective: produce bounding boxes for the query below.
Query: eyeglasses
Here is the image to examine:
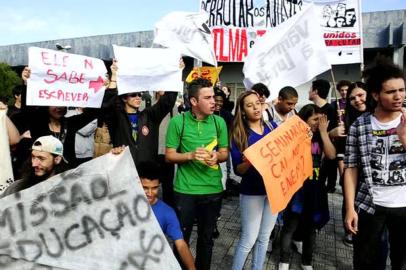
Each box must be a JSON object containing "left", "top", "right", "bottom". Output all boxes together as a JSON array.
[{"left": 127, "top": 92, "right": 143, "bottom": 98}]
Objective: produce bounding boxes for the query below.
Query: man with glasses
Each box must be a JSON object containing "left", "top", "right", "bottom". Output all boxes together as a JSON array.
[{"left": 103, "top": 60, "right": 178, "bottom": 165}]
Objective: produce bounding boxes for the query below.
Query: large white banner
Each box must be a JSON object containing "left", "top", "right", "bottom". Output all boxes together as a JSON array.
[
  {"left": 0, "top": 148, "right": 181, "bottom": 270},
  {"left": 243, "top": 4, "right": 331, "bottom": 100},
  {"left": 0, "top": 111, "right": 14, "bottom": 193},
  {"left": 113, "top": 45, "right": 183, "bottom": 95},
  {"left": 200, "top": 0, "right": 362, "bottom": 64},
  {"left": 154, "top": 11, "right": 217, "bottom": 66},
  {"left": 27, "top": 47, "right": 107, "bottom": 108}
]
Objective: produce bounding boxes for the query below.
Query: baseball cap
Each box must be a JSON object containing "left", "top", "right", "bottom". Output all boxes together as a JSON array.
[{"left": 32, "top": 136, "right": 64, "bottom": 157}]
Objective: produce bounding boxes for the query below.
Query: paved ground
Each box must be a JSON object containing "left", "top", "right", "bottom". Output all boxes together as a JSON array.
[{"left": 187, "top": 186, "right": 389, "bottom": 270}]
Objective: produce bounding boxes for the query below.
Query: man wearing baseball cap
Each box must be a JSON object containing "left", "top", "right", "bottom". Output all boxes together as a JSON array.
[{"left": 1, "top": 135, "right": 69, "bottom": 197}]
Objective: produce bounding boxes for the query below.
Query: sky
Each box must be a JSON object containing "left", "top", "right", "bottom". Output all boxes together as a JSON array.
[{"left": 0, "top": 0, "right": 405, "bottom": 46}]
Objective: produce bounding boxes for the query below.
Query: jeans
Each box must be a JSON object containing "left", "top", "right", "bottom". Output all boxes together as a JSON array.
[
  {"left": 353, "top": 206, "right": 406, "bottom": 270},
  {"left": 174, "top": 192, "right": 223, "bottom": 270},
  {"left": 279, "top": 207, "right": 316, "bottom": 265},
  {"left": 231, "top": 195, "right": 278, "bottom": 270}
]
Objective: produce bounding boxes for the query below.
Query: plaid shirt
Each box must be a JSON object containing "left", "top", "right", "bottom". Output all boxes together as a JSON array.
[{"left": 344, "top": 112, "right": 376, "bottom": 214}]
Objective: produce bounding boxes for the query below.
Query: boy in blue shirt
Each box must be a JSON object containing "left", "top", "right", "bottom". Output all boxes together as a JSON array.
[{"left": 138, "top": 161, "right": 196, "bottom": 270}]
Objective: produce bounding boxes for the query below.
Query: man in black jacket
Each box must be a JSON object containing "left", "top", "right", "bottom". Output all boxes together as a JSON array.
[{"left": 103, "top": 60, "right": 178, "bottom": 165}]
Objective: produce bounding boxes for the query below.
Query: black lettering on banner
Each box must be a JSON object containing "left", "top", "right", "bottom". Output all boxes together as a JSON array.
[
  {"left": 16, "top": 202, "right": 27, "bottom": 232},
  {"left": 0, "top": 208, "right": 16, "bottom": 236},
  {"left": 64, "top": 223, "right": 88, "bottom": 251},
  {"left": 133, "top": 195, "right": 151, "bottom": 222},
  {"left": 117, "top": 201, "right": 137, "bottom": 227},
  {"left": 124, "top": 230, "right": 165, "bottom": 269},
  {"left": 100, "top": 208, "right": 123, "bottom": 238},
  {"left": 49, "top": 186, "right": 70, "bottom": 217},
  {"left": 39, "top": 228, "right": 64, "bottom": 258},
  {"left": 216, "top": 0, "right": 224, "bottom": 25},
  {"left": 90, "top": 177, "right": 109, "bottom": 200},
  {"left": 70, "top": 183, "right": 92, "bottom": 208},
  {"left": 30, "top": 194, "right": 48, "bottom": 227},
  {"left": 81, "top": 215, "right": 105, "bottom": 244},
  {"left": 16, "top": 239, "right": 42, "bottom": 262},
  {"left": 0, "top": 242, "right": 12, "bottom": 267}
]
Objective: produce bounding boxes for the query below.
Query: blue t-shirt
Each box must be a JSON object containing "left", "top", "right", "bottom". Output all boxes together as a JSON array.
[
  {"left": 151, "top": 199, "right": 183, "bottom": 241},
  {"left": 127, "top": 113, "right": 139, "bottom": 142},
  {"left": 231, "top": 122, "right": 277, "bottom": 195}
]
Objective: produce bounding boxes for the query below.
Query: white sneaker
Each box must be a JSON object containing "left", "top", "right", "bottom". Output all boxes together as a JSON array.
[
  {"left": 301, "top": 264, "right": 313, "bottom": 270},
  {"left": 278, "top": 262, "right": 289, "bottom": 270},
  {"left": 292, "top": 240, "right": 303, "bottom": 254}
]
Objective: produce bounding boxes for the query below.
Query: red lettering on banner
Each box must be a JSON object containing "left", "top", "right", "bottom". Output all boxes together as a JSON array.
[
  {"left": 41, "top": 52, "right": 69, "bottom": 67},
  {"left": 325, "top": 38, "right": 361, "bottom": 46},
  {"left": 229, "top": 29, "right": 240, "bottom": 62},
  {"left": 256, "top": 30, "right": 266, "bottom": 37},
  {"left": 84, "top": 59, "right": 93, "bottom": 70},
  {"left": 38, "top": 89, "right": 89, "bottom": 102},
  {"left": 213, "top": 27, "right": 249, "bottom": 62},
  {"left": 44, "top": 69, "right": 85, "bottom": 84},
  {"left": 218, "top": 29, "right": 228, "bottom": 62},
  {"left": 238, "top": 29, "right": 248, "bottom": 61}
]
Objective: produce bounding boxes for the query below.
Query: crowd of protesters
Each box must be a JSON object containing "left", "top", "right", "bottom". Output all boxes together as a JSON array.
[{"left": 1, "top": 56, "right": 405, "bottom": 270}]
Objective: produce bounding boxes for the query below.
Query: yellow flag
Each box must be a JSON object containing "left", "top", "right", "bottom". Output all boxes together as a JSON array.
[{"left": 186, "top": 66, "right": 222, "bottom": 85}]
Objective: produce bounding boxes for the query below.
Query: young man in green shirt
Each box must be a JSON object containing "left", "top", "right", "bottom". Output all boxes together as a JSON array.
[{"left": 165, "top": 78, "right": 229, "bottom": 270}]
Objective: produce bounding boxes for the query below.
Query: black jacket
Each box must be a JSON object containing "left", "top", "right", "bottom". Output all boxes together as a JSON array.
[{"left": 102, "top": 89, "right": 177, "bottom": 164}]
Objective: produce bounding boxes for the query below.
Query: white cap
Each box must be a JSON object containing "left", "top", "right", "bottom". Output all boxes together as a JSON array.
[{"left": 32, "top": 135, "right": 64, "bottom": 156}]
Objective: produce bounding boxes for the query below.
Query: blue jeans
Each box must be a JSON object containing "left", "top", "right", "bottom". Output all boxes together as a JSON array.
[
  {"left": 232, "top": 195, "right": 278, "bottom": 270},
  {"left": 174, "top": 191, "right": 222, "bottom": 270}
]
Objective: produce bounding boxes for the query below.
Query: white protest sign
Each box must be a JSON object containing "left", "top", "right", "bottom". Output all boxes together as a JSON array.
[
  {"left": 243, "top": 4, "right": 331, "bottom": 100},
  {"left": 113, "top": 45, "right": 183, "bottom": 95},
  {"left": 154, "top": 11, "right": 217, "bottom": 66},
  {"left": 27, "top": 47, "right": 107, "bottom": 108},
  {"left": 312, "top": 0, "right": 362, "bottom": 64},
  {"left": 0, "top": 111, "right": 14, "bottom": 193},
  {"left": 0, "top": 148, "right": 181, "bottom": 270}
]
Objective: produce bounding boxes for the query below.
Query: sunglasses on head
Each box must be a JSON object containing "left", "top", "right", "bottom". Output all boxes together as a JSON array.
[{"left": 127, "top": 92, "right": 143, "bottom": 98}]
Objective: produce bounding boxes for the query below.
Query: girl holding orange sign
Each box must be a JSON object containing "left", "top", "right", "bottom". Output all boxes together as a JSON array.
[
  {"left": 278, "top": 104, "right": 336, "bottom": 270},
  {"left": 230, "top": 90, "right": 279, "bottom": 270}
]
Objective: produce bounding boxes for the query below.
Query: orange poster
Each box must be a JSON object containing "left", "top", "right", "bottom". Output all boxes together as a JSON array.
[
  {"left": 243, "top": 116, "right": 313, "bottom": 214},
  {"left": 185, "top": 66, "right": 222, "bottom": 85}
]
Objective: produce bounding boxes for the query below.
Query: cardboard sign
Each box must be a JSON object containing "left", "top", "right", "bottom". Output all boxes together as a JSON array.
[
  {"left": 243, "top": 116, "right": 313, "bottom": 214},
  {"left": 0, "top": 148, "right": 181, "bottom": 270},
  {"left": 0, "top": 111, "right": 14, "bottom": 193},
  {"left": 243, "top": 4, "right": 331, "bottom": 100},
  {"left": 154, "top": 11, "right": 217, "bottom": 66},
  {"left": 185, "top": 66, "right": 222, "bottom": 85},
  {"left": 113, "top": 45, "right": 183, "bottom": 95},
  {"left": 27, "top": 47, "right": 107, "bottom": 108}
]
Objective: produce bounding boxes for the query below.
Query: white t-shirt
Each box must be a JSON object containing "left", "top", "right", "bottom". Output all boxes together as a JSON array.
[{"left": 370, "top": 114, "right": 406, "bottom": 207}]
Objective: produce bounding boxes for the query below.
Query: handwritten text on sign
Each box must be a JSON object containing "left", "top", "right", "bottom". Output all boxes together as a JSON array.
[
  {"left": 0, "top": 148, "right": 181, "bottom": 270},
  {"left": 244, "top": 116, "right": 313, "bottom": 214},
  {"left": 27, "top": 47, "right": 107, "bottom": 108}
]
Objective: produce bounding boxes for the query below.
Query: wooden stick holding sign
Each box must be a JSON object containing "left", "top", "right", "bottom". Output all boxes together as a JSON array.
[{"left": 243, "top": 116, "right": 313, "bottom": 214}]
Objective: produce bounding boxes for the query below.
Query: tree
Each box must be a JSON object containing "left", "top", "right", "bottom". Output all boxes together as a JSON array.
[{"left": 0, "top": 62, "right": 21, "bottom": 103}]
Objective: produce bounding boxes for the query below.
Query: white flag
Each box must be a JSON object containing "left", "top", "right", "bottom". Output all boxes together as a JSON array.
[
  {"left": 112, "top": 45, "right": 183, "bottom": 95},
  {"left": 243, "top": 4, "right": 331, "bottom": 100},
  {"left": 0, "top": 111, "right": 14, "bottom": 193},
  {"left": 154, "top": 11, "right": 217, "bottom": 66}
]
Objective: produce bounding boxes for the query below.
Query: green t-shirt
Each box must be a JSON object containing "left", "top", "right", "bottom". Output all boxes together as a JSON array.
[{"left": 166, "top": 111, "right": 229, "bottom": 195}]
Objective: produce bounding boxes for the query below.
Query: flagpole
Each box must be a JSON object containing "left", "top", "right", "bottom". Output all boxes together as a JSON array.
[{"left": 330, "top": 67, "right": 343, "bottom": 125}]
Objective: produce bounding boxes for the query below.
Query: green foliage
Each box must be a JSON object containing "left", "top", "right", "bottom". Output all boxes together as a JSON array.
[{"left": 0, "top": 62, "right": 21, "bottom": 103}]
